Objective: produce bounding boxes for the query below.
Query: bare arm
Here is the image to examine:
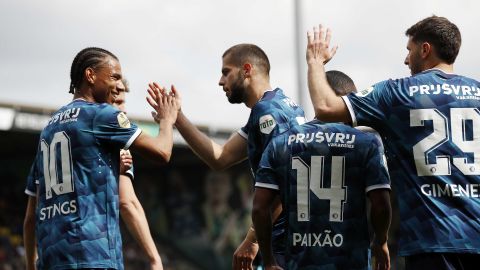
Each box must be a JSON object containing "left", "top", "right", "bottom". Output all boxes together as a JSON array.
[
  {"left": 119, "top": 175, "right": 163, "bottom": 270},
  {"left": 24, "top": 195, "right": 37, "bottom": 270},
  {"left": 368, "top": 189, "right": 391, "bottom": 270},
  {"left": 252, "top": 187, "right": 279, "bottom": 268},
  {"left": 233, "top": 193, "right": 283, "bottom": 270},
  {"left": 175, "top": 111, "right": 247, "bottom": 170},
  {"left": 306, "top": 25, "right": 351, "bottom": 123},
  {"left": 148, "top": 82, "right": 247, "bottom": 170}
]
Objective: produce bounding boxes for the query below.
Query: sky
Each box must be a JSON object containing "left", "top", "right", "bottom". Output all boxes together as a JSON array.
[{"left": 0, "top": 0, "right": 478, "bottom": 130}]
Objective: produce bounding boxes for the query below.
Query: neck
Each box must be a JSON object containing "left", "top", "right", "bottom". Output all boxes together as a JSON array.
[
  {"left": 431, "top": 62, "right": 454, "bottom": 73},
  {"left": 244, "top": 80, "right": 272, "bottom": 108},
  {"left": 73, "top": 88, "right": 95, "bottom": 103}
]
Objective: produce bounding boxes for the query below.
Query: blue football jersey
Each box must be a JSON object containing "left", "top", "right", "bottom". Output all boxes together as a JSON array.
[
  {"left": 256, "top": 120, "right": 390, "bottom": 269},
  {"left": 30, "top": 99, "right": 141, "bottom": 270},
  {"left": 344, "top": 69, "right": 480, "bottom": 256},
  {"left": 25, "top": 158, "right": 39, "bottom": 197},
  {"left": 238, "top": 88, "right": 306, "bottom": 254}
]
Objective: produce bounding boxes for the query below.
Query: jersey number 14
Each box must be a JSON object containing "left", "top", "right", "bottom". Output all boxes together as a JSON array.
[{"left": 292, "top": 156, "right": 347, "bottom": 222}]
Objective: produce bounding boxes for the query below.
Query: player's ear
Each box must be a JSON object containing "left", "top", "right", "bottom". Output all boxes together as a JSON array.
[
  {"left": 243, "top": 63, "right": 253, "bottom": 77},
  {"left": 421, "top": 42, "right": 432, "bottom": 59},
  {"left": 85, "top": 67, "right": 96, "bottom": 84}
]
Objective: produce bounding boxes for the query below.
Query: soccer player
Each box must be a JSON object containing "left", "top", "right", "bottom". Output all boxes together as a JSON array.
[
  {"left": 253, "top": 70, "right": 391, "bottom": 270},
  {"left": 306, "top": 16, "right": 480, "bottom": 269},
  {"left": 326, "top": 70, "right": 357, "bottom": 96},
  {"left": 148, "top": 43, "right": 306, "bottom": 269},
  {"left": 23, "top": 47, "right": 178, "bottom": 270},
  {"left": 114, "top": 79, "right": 163, "bottom": 269}
]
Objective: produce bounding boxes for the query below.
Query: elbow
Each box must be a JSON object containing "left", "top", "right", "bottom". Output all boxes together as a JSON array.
[
  {"left": 23, "top": 214, "right": 35, "bottom": 231},
  {"left": 150, "top": 148, "right": 172, "bottom": 165},
  {"left": 120, "top": 199, "right": 138, "bottom": 216},
  {"left": 313, "top": 105, "right": 336, "bottom": 121}
]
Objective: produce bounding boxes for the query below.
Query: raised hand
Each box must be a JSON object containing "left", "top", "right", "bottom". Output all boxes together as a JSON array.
[
  {"left": 146, "top": 82, "right": 179, "bottom": 125},
  {"left": 306, "top": 24, "right": 338, "bottom": 65}
]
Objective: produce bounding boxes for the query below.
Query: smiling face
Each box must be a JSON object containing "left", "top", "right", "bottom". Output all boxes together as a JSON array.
[
  {"left": 218, "top": 55, "right": 246, "bottom": 104},
  {"left": 89, "top": 57, "right": 123, "bottom": 104}
]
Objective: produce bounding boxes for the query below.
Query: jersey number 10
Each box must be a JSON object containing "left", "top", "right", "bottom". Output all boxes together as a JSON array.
[
  {"left": 40, "top": 131, "right": 74, "bottom": 199},
  {"left": 292, "top": 156, "right": 347, "bottom": 223}
]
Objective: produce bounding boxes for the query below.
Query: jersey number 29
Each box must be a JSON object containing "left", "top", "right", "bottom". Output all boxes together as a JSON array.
[{"left": 411, "top": 108, "right": 480, "bottom": 176}]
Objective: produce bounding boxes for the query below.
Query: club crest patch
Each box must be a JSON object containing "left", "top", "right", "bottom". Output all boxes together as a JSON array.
[
  {"left": 259, "top": 114, "right": 276, "bottom": 134},
  {"left": 117, "top": 112, "right": 131, "bottom": 128},
  {"left": 355, "top": 86, "right": 374, "bottom": 97}
]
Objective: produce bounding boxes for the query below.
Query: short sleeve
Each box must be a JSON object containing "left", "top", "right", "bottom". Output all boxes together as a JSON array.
[
  {"left": 93, "top": 105, "right": 142, "bottom": 150},
  {"left": 343, "top": 79, "right": 398, "bottom": 128},
  {"left": 25, "top": 159, "right": 39, "bottom": 197},
  {"left": 364, "top": 134, "right": 391, "bottom": 193},
  {"left": 252, "top": 103, "right": 293, "bottom": 151},
  {"left": 255, "top": 141, "right": 280, "bottom": 190}
]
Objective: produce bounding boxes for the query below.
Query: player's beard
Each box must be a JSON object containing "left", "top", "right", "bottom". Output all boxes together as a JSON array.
[{"left": 227, "top": 72, "right": 246, "bottom": 104}]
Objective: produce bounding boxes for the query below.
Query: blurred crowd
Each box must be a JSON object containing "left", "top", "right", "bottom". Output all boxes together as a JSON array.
[{"left": 0, "top": 162, "right": 255, "bottom": 270}]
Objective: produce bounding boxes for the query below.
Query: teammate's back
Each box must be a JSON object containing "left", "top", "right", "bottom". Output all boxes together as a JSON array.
[
  {"left": 256, "top": 120, "right": 390, "bottom": 269},
  {"left": 34, "top": 99, "right": 140, "bottom": 269}
]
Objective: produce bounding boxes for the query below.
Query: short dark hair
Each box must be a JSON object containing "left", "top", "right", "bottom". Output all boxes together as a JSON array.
[
  {"left": 222, "top": 44, "right": 270, "bottom": 75},
  {"left": 69, "top": 47, "right": 118, "bottom": 94},
  {"left": 326, "top": 70, "right": 356, "bottom": 96},
  {"left": 405, "top": 15, "right": 461, "bottom": 64}
]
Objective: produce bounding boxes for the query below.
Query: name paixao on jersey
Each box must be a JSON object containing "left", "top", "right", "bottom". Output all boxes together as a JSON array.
[
  {"left": 409, "top": 83, "right": 480, "bottom": 99},
  {"left": 292, "top": 230, "right": 344, "bottom": 247},
  {"left": 288, "top": 131, "right": 356, "bottom": 148}
]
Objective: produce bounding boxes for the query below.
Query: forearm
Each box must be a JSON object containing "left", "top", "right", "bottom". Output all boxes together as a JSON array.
[
  {"left": 370, "top": 195, "right": 391, "bottom": 244},
  {"left": 24, "top": 197, "right": 37, "bottom": 270},
  {"left": 24, "top": 218, "right": 36, "bottom": 270},
  {"left": 252, "top": 209, "right": 275, "bottom": 266},
  {"left": 175, "top": 111, "right": 234, "bottom": 170},
  {"left": 121, "top": 201, "right": 161, "bottom": 263},
  {"left": 307, "top": 62, "right": 346, "bottom": 122},
  {"left": 155, "top": 118, "right": 175, "bottom": 160},
  {"left": 244, "top": 225, "right": 258, "bottom": 243}
]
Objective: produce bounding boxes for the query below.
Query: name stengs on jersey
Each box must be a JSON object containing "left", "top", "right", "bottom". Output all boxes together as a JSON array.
[
  {"left": 409, "top": 83, "right": 480, "bottom": 99},
  {"left": 288, "top": 131, "right": 356, "bottom": 149},
  {"left": 47, "top": 107, "right": 81, "bottom": 126}
]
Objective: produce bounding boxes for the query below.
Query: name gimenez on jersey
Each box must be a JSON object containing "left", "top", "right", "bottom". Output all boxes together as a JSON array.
[
  {"left": 421, "top": 183, "right": 480, "bottom": 198},
  {"left": 47, "top": 108, "right": 81, "bottom": 126},
  {"left": 39, "top": 199, "right": 77, "bottom": 221},
  {"left": 409, "top": 84, "right": 480, "bottom": 99},
  {"left": 292, "top": 230, "right": 344, "bottom": 247},
  {"left": 288, "top": 131, "right": 356, "bottom": 148}
]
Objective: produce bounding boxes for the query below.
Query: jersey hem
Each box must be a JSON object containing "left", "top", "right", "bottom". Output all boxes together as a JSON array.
[
  {"left": 237, "top": 129, "right": 248, "bottom": 139},
  {"left": 25, "top": 189, "right": 36, "bottom": 197},
  {"left": 255, "top": 182, "right": 279, "bottom": 190},
  {"left": 399, "top": 247, "right": 480, "bottom": 257},
  {"left": 342, "top": 96, "right": 357, "bottom": 127},
  {"left": 43, "top": 262, "right": 117, "bottom": 270},
  {"left": 124, "top": 128, "right": 142, "bottom": 150},
  {"left": 365, "top": 184, "right": 391, "bottom": 193}
]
